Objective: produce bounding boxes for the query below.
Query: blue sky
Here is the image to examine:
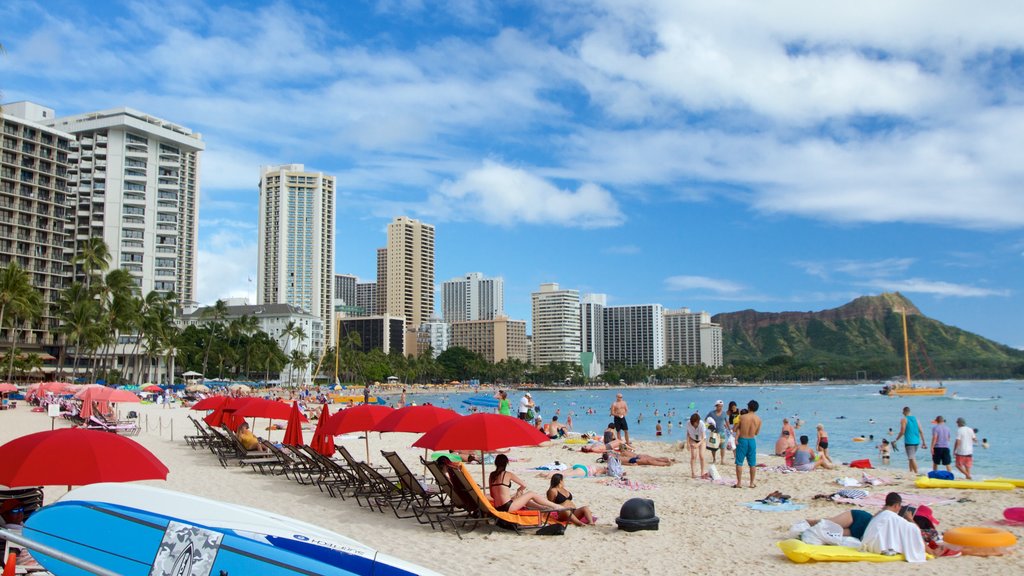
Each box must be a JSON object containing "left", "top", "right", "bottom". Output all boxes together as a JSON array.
[{"left": 2, "top": 0, "right": 1022, "bottom": 348}]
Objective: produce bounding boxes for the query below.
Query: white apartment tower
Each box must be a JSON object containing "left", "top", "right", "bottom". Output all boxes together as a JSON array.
[
  {"left": 602, "top": 304, "right": 666, "bottom": 370},
  {"left": 41, "top": 104, "right": 204, "bottom": 305},
  {"left": 580, "top": 293, "right": 606, "bottom": 376},
  {"left": 441, "top": 272, "right": 504, "bottom": 323},
  {"left": 257, "top": 164, "right": 335, "bottom": 353},
  {"left": 0, "top": 104, "right": 76, "bottom": 349},
  {"left": 356, "top": 281, "right": 377, "bottom": 315},
  {"left": 380, "top": 216, "right": 435, "bottom": 329},
  {"left": 530, "top": 283, "right": 581, "bottom": 366},
  {"left": 664, "top": 308, "right": 723, "bottom": 368},
  {"left": 334, "top": 273, "right": 357, "bottom": 307}
]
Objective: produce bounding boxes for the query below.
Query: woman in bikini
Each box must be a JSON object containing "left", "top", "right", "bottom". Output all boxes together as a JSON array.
[
  {"left": 546, "top": 473, "right": 594, "bottom": 525},
  {"left": 816, "top": 423, "right": 832, "bottom": 464},
  {"left": 685, "top": 413, "right": 707, "bottom": 478},
  {"left": 488, "top": 454, "right": 562, "bottom": 513}
]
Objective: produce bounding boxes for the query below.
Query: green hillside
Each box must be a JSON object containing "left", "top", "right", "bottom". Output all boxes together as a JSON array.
[{"left": 712, "top": 293, "right": 1024, "bottom": 379}]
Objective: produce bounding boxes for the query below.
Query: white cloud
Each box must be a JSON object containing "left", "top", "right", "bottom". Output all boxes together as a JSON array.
[
  {"left": 425, "top": 161, "right": 625, "bottom": 228},
  {"left": 196, "top": 229, "right": 257, "bottom": 306},
  {"left": 860, "top": 278, "right": 1011, "bottom": 298},
  {"left": 665, "top": 275, "right": 745, "bottom": 295},
  {"left": 794, "top": 258, "right": 915, "bottom": 280}
]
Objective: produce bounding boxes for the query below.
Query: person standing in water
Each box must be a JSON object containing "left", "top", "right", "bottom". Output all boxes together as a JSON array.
[
  {"left": 894, "top": 406, "right": 926, "bottom": 474},
  {"left": 610, "top": 393, "right": 630, "bottom": 446}
]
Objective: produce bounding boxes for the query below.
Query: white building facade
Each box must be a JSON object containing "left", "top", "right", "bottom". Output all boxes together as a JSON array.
[
  {"left": 580, "top": 293, "right": 606, "bottom": 377},
  {"left": 257, "top": 164, "right": 334, "bottom": 354},
  {"left": 441, "top": 272, "right": 504, "bottom": 323},
  {"left": 416, "top": 319, "right": 450, "bottom": 358},
  {"left": 664, "top": 308, "right": 723, "bottom": 368},
  {"left": 602, "top": 304, "right": 666, "bottom": 370},
  {"left": 530, "top": 283, "right": 580, "bottom": 366}
]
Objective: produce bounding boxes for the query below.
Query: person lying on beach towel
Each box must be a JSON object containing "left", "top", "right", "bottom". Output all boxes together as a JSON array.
[
  {"left": 618, "top": 449, "right": 674, "bottom": 467},
  {"left": 536, "top": 464, "right": 611, "bottom": 479}
]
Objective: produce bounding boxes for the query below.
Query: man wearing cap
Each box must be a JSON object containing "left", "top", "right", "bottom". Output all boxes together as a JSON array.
[
  {"left": 954, "top": 417, "right": 976, "bottom": 479},
  {"left": 518, "top": 392, "right": 534, "bottom": 421},
  {"left": 705, "top": 400, "right": 728, "bottom": 464},
  {"left": 0, "top": 499, "right": 42, "bottom": 569},
  {"left": 930, "top": 416, "right": 952, "bottom": 474},
  {"left": 610, "top": 393, "right": 630, "bottom": 446}
]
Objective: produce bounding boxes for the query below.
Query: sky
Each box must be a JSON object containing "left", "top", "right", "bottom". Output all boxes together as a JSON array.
[{"left": 1, "top": 0, "right": 1022, "bottom": 348}]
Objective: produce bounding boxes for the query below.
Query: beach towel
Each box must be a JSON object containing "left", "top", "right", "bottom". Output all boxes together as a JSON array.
[
  {"left": 604, "top": 478, "right": 656, "bottom": 491},
  {"left": 531, "top": 462, "right": 568, "bottom": 471},
  {"left": 861, "top": 472, "right": 893, "bottom": 486},
  {"left": 743, "top": 502, "right": 806, "bottom": 512},
  {"left": 832, "top": 492, "right": 956, "bottom": 508}
]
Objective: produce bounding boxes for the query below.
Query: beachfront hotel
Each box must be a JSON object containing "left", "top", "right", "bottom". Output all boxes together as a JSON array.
[
  {"left": 378, "top": 216, "right": 435, "bottom": 354},
  {"left": 664, "top": 308, "right": 724, "bottom": 368},
  {"left": 441, "top": 272, "right": 504, "bottom": 323},
  {"left": 530, "top": 283, "right": 581, "bottom": 366},
  {"left": 334, "top": 273, "right": 358, "bottom": 308},
  {"left": 450, "top": 316, "right": 528, "bottom": 364},
  {"left": 257, "top": 164, "right": 335, "bottom": 355},
  {"left": 35, "top": 103, "right": 204, "bottom": 308},
  {"left": 0, "top": 104, "right": 76, "bottom": 351},
  {"left": 356, "top": 281, "right": 378, "bottom": 315},
  {"left": 415, "top": 318, "right": 450, "bottom": 358},
  {"left": 337, "top": 314, "right": 406, "bottom": 355},
  {"left": 580, "top": 293, "right": 606, "bottom": 377},
  {"left": 603, "top": 304, "right": 667, "bottom": 370}
]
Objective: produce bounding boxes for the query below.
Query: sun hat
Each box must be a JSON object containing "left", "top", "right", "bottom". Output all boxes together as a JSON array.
[{"left": 914, "top": 505, "right": 939, "bottom": 526}]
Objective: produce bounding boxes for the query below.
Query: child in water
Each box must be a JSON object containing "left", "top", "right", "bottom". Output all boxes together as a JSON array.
[
  {"left": 879, "top": 438, "right": 891, "bottom": 463},
  {"left": 982, "top": 438, "right": 989, "bottom": 449},
  {"left": 656, "top": 420, "right": 663, "bottom": 436}
]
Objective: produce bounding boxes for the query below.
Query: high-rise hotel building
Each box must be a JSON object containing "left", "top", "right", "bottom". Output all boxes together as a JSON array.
[
  {"left": 41, "top": 104, "right": 204, "bottom": 305},
  {"left": 603, "top": 304, "right": 666, "bottom": 370},
  {"left": 441, "top": 272, "right": 504, "bottom": 323},
  {"left": 0, "top": 103, "right": 76, "bottom": 349},
  {"left": 580, "top": 293, "right": 606, "bottom": 377},
  {"left": 257, "top": 164, "right": 334, "bottom": 353},
  {"left": 530, "top": 283, "right": 580, "bottom": 366},
  {"left": 664, "top": 308, "right": 723, "bottom": 367},
  {"left": 378, "top": 216, "right": 435, "bottom": 353}
]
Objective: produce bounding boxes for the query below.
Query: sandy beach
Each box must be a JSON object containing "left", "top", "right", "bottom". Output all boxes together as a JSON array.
[{"left": 2, "top": 400, "right": 1022, "bottom": 576}]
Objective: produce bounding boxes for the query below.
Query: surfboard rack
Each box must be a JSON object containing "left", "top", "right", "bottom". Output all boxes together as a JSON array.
[{"left": 0, "top": 527, "right": 119, "bottom": 576}]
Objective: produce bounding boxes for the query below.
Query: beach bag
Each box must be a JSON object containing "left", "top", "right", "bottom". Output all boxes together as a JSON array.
[
  {"left": 848, "top": 459, "right": 873, "bottom": 469},
  {"left": 526, "top": 409, "right": 535, "bottom": 421},
  {"left": 536, "top": 524, "right": 566, "bottom": 536},
  {"left": 707, "top": 432, "right": 721, "bottom": 450},
  {"left": 708, "top": 464, "right": 721, "bottom": 481},
  {"left": 928, "top": 470, "right": 954, "bottom": 480},
  {"left": 606, "top": 454, "right": 624, "bottom": 478},
  {"left": 726, "top": 435, "right": 736, "bottom": 451}
]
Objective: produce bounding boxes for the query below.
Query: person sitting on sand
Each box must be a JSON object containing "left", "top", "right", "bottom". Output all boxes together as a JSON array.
[
  {"left": 545, "top": 416, "right": 568, "bottom": 439},
  {"left": 775, "top": 418, "right": 796, "bottom": 455},
  {"left": 235, "top": 422, "right": 266, "bottom": 452},
  {"left": 546, "top": 473, "right": 594, "bottom": 526},
  {"left": 618, "top": 448, "right": 673, "bottom": 467},
  {"left": 793, "top": 435, "right": 834, "bottom": 471},
  {"left": 0, "top": 499, "right": 43, "bottom": 570},
  {"left": 860, "top": 492, "right": 927, "bottom": 562},
  {"left": 488, "top": 454, "right": 563, "bottom": 512}
]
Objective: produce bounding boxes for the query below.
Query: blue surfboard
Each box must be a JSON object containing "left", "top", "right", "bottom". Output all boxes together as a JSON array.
[{"left": 25, "top": 501, "right": 422, "bottom": 576}]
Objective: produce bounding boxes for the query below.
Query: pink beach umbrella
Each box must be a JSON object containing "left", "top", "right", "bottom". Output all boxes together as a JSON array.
[{"left": 324, "top": 404, "right": 394, "bottom": 463}]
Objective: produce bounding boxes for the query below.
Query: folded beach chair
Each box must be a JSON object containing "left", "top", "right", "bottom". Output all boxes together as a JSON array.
[
  {"left": 451, "top": 462, "right": 569, "bottom": 535},
  {"left": 296, "top": 445, "right": 360, "bottom": 499},
  {"left": 420, "top": 458, "right": 487, "bottom": 539}
]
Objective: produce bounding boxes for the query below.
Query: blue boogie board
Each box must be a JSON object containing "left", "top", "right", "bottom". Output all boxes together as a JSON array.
[{"left": 25, "top": 501, "right": 425, "bottom": 576}]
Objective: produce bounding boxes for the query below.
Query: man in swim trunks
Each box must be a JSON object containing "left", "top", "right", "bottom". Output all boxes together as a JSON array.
[
  {"left": 894, "top": 406, "right": 926, "bottom": 473},
  {"left": 610, "top": 393, "right": 630, "bottom": 446},
  {"left": 953, "top": 417, "right": 976, "bottom": 479},
  {"left": 930, "top": 416, "right": 952, "bottom": 474},
  {"left": 734, "top": 400, "right": 761, "bottom": 488}
]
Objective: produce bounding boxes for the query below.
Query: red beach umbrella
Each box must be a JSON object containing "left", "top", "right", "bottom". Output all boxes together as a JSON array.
[
  {"left": 226, "top": 398, "right": 301, "bottom": 422},
  {"left": 74, "top": 386, "right": 140, "bottom": 404},
  {"left": 0, "top": 383, "right": 18, "bottom": 394},
  {"left": 142, "top": 385, "right": 163, "bottom": 393},
  {"left": 413, "top": 413, "right": 550, "bottom": 484},
  {"left": 190, "top": 395, "right": 229, "bottom": 411},
  {"left": 204, "top": 407, "right": 245, "bottom": 431},
  {"left": 309, "top": 404, "right": 335, "bottom": 457},
  {"left": 282, "top": 402, "right": 305, "bottom": 447},
  {"left": 0, "top": 428, "right": 168, "bottom": 489},
  {"left": 373, "top": 405, "right": 460, "bottom": 433},
  {"left": 324, "top": 404, "right": 394, "bottom": 463}
]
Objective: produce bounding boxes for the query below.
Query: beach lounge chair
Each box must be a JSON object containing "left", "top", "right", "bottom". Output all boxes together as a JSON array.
[
  {"left": 381, "top": 451, "right": 452, "bottom": 528},
  {"left": 0, "top": 487, "right": 45, "bottom": 575},
  {"left": 451, "top": 462, "right": 569, "bottom": 535},
  {"left": 356, "top": 462, "right": 413, "bottom": 517},
  {"left": 420, "top": 458, "right": 488, "bottom": 539},
  {"left": 296, "top": 446, "right": 360, "bottom": 499},
  {"left": 86, "top": 415, "right": 140, "bottom": 436}
]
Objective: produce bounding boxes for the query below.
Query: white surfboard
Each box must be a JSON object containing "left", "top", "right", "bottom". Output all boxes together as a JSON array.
[{"left": 59, "top": 483, "right": 440, "bottom": 576}]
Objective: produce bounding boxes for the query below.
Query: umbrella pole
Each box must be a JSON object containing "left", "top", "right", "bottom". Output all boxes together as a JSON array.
[
  {"left": 365, "top": 432, "right": 370, "bottom": 464},
  {"left": 480, "top": 450, "right": 485, "bottom": 487}
]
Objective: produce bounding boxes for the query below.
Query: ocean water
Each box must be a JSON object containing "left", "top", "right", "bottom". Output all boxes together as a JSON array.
[{"left": 385, "top": 380, "right": 1024, "bottom": 478}]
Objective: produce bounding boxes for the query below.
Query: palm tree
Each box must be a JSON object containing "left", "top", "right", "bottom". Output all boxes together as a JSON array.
[
  {"left": 200, "top": 299, "right": 229, "bottom": 378},
  {"left": 72, "top": 237, "right": 111, "bottom": 291},
  {"left": 288, "top": 349, "right": 308, "bottom": 388},
  {"left": 339, "top": 329, "right": 362, "bottom": 384},
  {"left": 2, "top": 285, "right": 42, "bottom": 382},
  {"left": 93, "top": 269, "right": 138, "bottom": 381},
  {"left": 0, "top": 263, "right": 38, "bottom": 351}
]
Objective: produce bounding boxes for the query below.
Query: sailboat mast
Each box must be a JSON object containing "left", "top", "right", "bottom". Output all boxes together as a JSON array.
[{"left": 901, "top": 309, "right": 912, "bottom": 387}]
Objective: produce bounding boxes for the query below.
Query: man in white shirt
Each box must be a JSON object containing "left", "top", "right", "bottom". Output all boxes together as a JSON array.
[
  {"left": 860, "top": 492, "right": 926, "bottom": 562},
  {"left": 954, "top": 417, "right": 977, "bottom": 479},
  {"left": 517, "top": 392, "right": 533, "bottom": 421}
]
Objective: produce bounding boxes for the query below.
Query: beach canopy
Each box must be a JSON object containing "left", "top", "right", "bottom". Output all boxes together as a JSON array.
[
  {"left": 0, "top": 383, "right": 18, "bottom": 393},
  {"left": 324, "top": 404, "right": 394, "bottom": 463},
  {"left": 373, "top": 405, "right": 459, "bottom": 434},
  {"left": 182, "top": 371, "right": 203, "bottom": 378},
  {"left": 0, "top": 428, "right": 168, "bottom": 488},
  {"left": 309, "top": 404, "right": 335, "bottom": 457},
  {"left": 282, "top": 402, "right": 304, "bottom": 447}
]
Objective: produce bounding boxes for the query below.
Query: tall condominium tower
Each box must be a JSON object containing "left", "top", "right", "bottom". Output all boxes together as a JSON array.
[
  {"left": 580, "top": 293, "right": 606, "bottom": 377},
  {"left": 334, "top": 273, "right": 357, "bottom": 307},
  {"left": 603, "top": 304, "right": 666, "bottom": 370},
  {"left": 257, "top": 164, "right": 335, "bottom": 353},
  {"left": 441, "top": 272, "right": 504, "bottom": 323},
  {"left": 664, "top": 308, "right": 723, "bottom": 367},
  {"left": 42, "top": 104, "right": 204, "bottom": 305},
  {"left": 530, "top": 283, "right": 580, "bottom": 366},
  {"left": 0, "top": 104, "right": 76, "bottom": 349},
  {"left": 356, "top": 281, "right": 377, "bottom": 315},
  {"left": 379, "top": 216, "right": 435, "bottom": 330}
]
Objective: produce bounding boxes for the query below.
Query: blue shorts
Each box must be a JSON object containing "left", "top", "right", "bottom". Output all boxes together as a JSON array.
[{"left": 735, "top": 437, "right": 756, "bottom": 466}]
